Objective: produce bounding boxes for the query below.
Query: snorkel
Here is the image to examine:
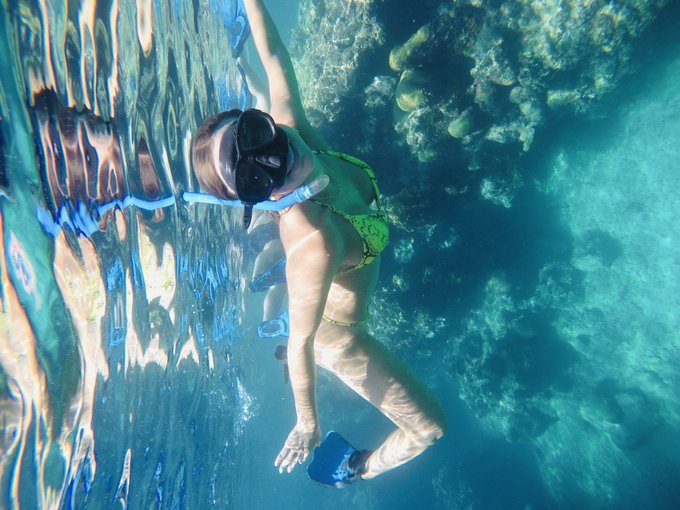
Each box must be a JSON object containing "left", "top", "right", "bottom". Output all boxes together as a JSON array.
[{"left": 182, "top": 173, "right": 329, "bottom": 211}]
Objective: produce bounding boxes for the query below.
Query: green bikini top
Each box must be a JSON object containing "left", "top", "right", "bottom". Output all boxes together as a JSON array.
[{"left": 311, "top": 150, "right": 389, "bottom": 274}]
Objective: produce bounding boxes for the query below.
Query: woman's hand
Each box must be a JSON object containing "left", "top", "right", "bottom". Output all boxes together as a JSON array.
[{"left": 274, "top": 422, "right": 321, "bottom": 473}]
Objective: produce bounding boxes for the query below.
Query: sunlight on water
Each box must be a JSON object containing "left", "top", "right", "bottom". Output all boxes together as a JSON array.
[
  {"left": 2, "top": 0, "right": 680, "bottom": 508},
  {"left": 0, "top": 0, "right": 253, "bottom": 507}
]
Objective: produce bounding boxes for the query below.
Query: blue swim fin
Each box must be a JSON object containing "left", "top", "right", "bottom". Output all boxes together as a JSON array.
[{"left": 307, "top": 432, "right": 370, "bottom": 488}]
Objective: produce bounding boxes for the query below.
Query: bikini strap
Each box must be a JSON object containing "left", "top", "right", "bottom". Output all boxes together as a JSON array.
[{"left": 314, "top": 150, "right": 383, "bottom": 210}]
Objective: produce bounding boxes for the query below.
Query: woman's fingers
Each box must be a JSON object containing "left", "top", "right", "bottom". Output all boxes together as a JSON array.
[
  {"left": 285, "top": 451, "right": 299, "bottom": 473},
  {"left": 275, "top": 447, "right": 307, "bottom": 473},
  {"left": 280, "top": 450, "right": 294, "bottom": 473},
  {"left": 275, "top": 426, "right": 318, "bottom": 473},
  {"left": 276, "top": 448, "right": 296, "bottom": 473},
  {"left": 275, "top": 448, "right": 288, "bottom": 469}
]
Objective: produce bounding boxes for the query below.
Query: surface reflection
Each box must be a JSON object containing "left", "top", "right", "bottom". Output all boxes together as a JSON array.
[{"left": 0, "top": 0, "right": 251, "bottom": 507}]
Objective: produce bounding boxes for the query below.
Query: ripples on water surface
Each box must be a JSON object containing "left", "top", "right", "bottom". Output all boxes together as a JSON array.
[
  {"left": 3, "top": 1, "right": 680, "bottom": 509},
  {"left": 0, "top": 0, "right": 253, "bottom": 507}
]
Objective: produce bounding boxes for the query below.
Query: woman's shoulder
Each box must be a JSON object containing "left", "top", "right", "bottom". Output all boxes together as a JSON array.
[
  {"left": 280, "top": 115, "right": 331, "bottom": 153},
  {"left": 277, "top": 197, "right": 336, "bottom": 242}
]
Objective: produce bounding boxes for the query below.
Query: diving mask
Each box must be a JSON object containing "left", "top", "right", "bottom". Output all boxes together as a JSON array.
[{"left": 231, "top": 109, "right": 290, "bottom": 228}]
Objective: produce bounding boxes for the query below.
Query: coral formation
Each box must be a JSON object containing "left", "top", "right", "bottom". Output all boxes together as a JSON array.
[
  {"left": 290, "top": 0, "right": 384, "bottom": 127},
  {"left": 389, "top": 0, "right": 669, "bottom": 192},
  {"left": 292, "top": 0, "right": 669, "bottom": 200},
  {"left": 290, "top": 1, "right": 679, "bottom": 507},
  {"left": 395, "top": 69, "right": 428, "bottom": 112}
]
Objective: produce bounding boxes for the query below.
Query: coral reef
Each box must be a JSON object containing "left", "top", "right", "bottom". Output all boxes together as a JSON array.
[
  {"left": 446, "top": 272, "right": 579, "bottom": 442},
  {"left": 291, "top": 1, "right": 679, "bottom": 507},
  {"left": 389, "top": 0, "right": 670, "bottom": 189},
  {"left": 290, "top": 0, "right": 384, "bottom": 127},
  {"left": 292, "top": 0, "right": 669, "bottom": 200},
  {"left": 387, "top": 49, "right": 680, "bottom": 507}
]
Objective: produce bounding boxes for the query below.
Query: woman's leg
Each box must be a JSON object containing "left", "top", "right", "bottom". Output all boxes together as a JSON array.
[{"left": 314, "top": 323, "right": 447, "bottom": 479}]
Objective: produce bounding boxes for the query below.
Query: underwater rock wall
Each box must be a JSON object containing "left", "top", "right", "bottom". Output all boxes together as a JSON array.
[
  {"left": 291, "top": 1, "right": 679, "bottom": 507},
  {"left": 531, "top": 64, "right": 680, "bottom": 505},
  {"left": 293, "top": 0, "right": 669, "bottom": 203},
  {"left": 291, "top": 0, "right": 384, "bottom": 126}
]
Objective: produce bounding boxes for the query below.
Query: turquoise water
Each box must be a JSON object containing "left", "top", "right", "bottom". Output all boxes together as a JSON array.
[{"left": 1, "top": 0, "right": 679, "bottom": 508}]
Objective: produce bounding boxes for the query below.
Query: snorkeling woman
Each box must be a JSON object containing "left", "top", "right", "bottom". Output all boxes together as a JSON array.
[{"left": 191, "top": 0, "right": 446, "bottom": 486}]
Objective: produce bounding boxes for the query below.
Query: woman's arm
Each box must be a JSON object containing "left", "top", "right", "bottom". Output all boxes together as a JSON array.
[
  {"left": 242, "top": 0, "right": 330, "bottom": 150},
  {"left": 273, "top": 205, "right": 341, "bottom": 472}
]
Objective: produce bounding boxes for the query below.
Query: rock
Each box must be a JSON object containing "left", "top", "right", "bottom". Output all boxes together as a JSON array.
[
  {"left": 389, "top": 22, "right": 431, "bottom": 72},
  {"left": 395, "top": 69, "right": 429, "bottom": 111},
  {"left": 447, "top": 109, "right": 474, "bottom": 138}
]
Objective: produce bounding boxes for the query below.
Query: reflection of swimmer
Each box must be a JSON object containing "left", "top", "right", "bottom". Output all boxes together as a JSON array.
[
  {"left": 237, "top": 54, "right": 270, "bottom": 112},
  {"left": 137, "top": 138, "right": 161, "bottom": 199},
  {"left": 32, "top": 89, "right": 126, "bottom": 231},
  {"left": 190, "top": 0, "right": 446, "bottom": 485},
  {"left": 0, "top": 126, "right": 9, "bottom": 196},
  {"left": 249, "top": 255, "right": 285, "bottom": 293},
  {"left": 32, "top": 90, "right": 126, "bottom": 209},
  {"left": 8, "top": 233, "right": 39, "bottom": 305},
  {"left": 258, "top": 310, "right": 289, "bottom": 338},
  {"left": 31, "top": 90, "right": 173, "bottom": 237}
]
